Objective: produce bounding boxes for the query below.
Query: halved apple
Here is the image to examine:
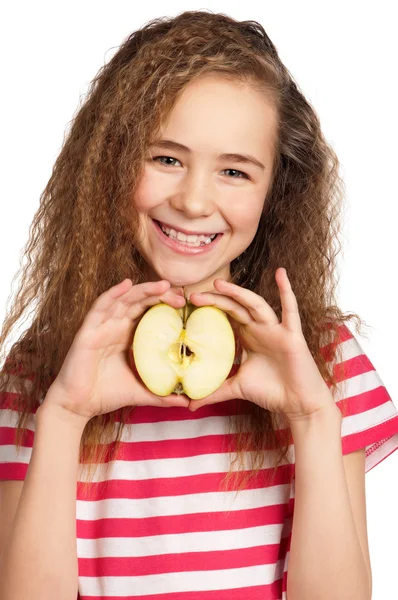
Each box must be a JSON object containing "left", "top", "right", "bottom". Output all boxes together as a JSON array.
[{"left": 132, "top": 297, "right": 235, "bottom": 400}]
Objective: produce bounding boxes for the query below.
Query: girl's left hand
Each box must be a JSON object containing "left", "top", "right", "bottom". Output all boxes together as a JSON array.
[{"left": 187, "top": 268, "right": 338, "bottom": 422}]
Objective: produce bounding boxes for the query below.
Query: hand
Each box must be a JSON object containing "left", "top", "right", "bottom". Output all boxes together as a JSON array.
[
  {"left": 186, "top": 268, "right": 337, "bottom": 422},
  {"left": 43, "top": 279, "right": 190, "bottom": 422}
]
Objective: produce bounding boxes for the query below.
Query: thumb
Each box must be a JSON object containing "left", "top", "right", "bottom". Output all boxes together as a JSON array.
[
  {"left": 188, "top": 374, "right": 243, "bottom": 412},
  {"left": 170, "top": 286, "right": 185, "bottom": 297}
]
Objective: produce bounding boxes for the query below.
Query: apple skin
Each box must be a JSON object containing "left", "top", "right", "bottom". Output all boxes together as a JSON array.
[{"left": 132, "top": 301, "right": 235, "bottom": 400}]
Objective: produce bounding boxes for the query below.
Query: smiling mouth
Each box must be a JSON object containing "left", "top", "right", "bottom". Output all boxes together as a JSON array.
[{"left": 154, "top": 220, "right": 220, "bottom": 247}]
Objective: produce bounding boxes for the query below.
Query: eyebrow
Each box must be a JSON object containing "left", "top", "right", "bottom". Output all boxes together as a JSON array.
[{"left": 150, "top": 139, "right": 265, "bottom": 171}]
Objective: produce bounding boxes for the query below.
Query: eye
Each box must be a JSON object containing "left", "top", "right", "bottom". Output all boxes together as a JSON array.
[
  {"left": 221, "top": 168, "right": 249, "bottom": 180},
  {"left": 152, "top": 156, "right": 182, "bottom": 167},
  {"left": 152, "top": 156, "right": 250, "bottom": 180}
]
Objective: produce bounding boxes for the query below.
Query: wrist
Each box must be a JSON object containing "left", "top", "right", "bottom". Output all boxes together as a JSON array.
[
  {"left": 37, "top": 394, "right": 90, "bottom": 434},
  {"left": 287, "top": 399, "right": 342, "bottom": 436}
]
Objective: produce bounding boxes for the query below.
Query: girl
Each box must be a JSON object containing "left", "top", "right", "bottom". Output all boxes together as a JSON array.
[{"left": 0, "top": 10, "right": 397, "bottom": 600}]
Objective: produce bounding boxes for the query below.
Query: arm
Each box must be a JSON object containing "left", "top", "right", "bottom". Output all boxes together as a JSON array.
[
  {"left": 0, "top": 395, "right": 89, "bottom": 600},
  {"left": 286, "top": 401, "right": 371, "bottom": 600}
]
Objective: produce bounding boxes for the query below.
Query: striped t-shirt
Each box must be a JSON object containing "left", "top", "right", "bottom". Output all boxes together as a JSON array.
[{"left": 1, "top": 323, "right": 398, "bottom": 600}]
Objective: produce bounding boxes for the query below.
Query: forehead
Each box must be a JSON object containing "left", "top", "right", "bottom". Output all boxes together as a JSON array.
[{"left": 158, "top": 75, "right": 278, "bottom": 161}]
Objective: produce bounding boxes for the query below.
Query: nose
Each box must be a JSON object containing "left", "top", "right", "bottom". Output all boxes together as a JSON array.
[{"left": 169, "top": 171, "right": 217, "bottom": 218}]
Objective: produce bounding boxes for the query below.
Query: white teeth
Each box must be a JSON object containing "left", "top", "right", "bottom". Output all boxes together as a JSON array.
[{"left": 158, "top": 222, "right": 217, "bottom": 246}]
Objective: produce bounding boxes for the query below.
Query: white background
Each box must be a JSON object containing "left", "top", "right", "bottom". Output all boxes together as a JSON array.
[{"left": 0, "top": 1, "right": 397, "bottom": 596}]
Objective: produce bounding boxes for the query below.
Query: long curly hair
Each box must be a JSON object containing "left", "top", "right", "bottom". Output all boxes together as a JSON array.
[{"left": 0, "top": 10, "right": 368, "bottom": 498}]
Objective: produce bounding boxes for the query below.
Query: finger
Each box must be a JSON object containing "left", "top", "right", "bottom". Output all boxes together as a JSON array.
[
  {"left": 131, "top": 378, "right": 191, "bottom": 409},
  {"left": 204, "top": 279, "right": 279, "bottom": 325},
  {"left": 145, "top": 394, "right": 191, "bottom": 409},
  {"left": 277, "top": 268, "right": 301, "bottom": 331},
  {"left": 82, "top": 278, "right": 137, "bottom": 329},
  {"left": 108, "top": 280, "right": 169, "bottom": 319},
  {"left": 158, "top": 393, "right": 191, "bottom": 408},
  {"left": 129, "top": 290, "right": 186, "bottom": 323},
  {"left": 188, "top": 374, "right": 243, "bottom": 412},
  {"left": 113, "top": 286, "right": 186, "bottom": 321},
  {"left": 188, "top": 290, "right": 253, "bottom": 325}
]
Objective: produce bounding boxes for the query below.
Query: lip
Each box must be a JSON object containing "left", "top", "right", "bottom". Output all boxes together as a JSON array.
[{"left": 151, "top": 219, "right": 223, "bottom": 255}]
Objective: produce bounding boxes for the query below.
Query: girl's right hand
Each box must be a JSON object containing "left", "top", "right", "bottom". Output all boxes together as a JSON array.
[{"left": 41, "top": 279, "right": 188, "bottom": 422}]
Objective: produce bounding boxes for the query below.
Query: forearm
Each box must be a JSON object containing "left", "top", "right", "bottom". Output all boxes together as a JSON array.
[
  {"left": 0, "top": 397, "right": 88, "bottom": 600},
  {"left": 286, "top": 403, "right": 371, "bottom": 600}
]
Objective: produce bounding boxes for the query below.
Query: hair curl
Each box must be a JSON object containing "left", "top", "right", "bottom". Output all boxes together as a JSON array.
[{"left": 0, "top": 10, "right": 369, "bottom": 499}]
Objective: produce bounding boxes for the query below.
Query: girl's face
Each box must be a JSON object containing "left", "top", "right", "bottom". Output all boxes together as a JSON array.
[{"left": 133, "top": 74, "right": 277, "bottom": 296}]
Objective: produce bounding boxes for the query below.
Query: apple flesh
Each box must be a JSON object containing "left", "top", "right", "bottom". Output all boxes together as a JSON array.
[{"left": 132, "top": 300, "right": 235, "bottom": 400}]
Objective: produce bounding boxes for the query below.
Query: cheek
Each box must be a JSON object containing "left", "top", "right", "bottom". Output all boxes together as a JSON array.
[
  {"left": 133, "top": 171, "right": 163, "bottom": 212},
  {"left": 227, "top": 194, "right": 264, "bottom": 232}
]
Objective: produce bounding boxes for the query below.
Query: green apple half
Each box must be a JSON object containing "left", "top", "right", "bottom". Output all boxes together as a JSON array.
[{"left": 132, "top": 299, "right": 235, "bottom": 399}]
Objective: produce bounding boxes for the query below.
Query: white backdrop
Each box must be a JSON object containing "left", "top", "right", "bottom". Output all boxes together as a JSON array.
[{"left": 0, "top": 1, "right": 397, "bottom": 596}]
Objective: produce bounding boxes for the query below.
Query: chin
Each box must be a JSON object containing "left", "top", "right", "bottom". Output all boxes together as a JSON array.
[
  {"left": 148, "top": 263, "right": 198, "bottom": 285},
  {"left": 163, "top": 274, "right": 202, "bottom": 288}
]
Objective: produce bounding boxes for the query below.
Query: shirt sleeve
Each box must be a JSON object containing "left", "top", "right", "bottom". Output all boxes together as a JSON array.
[
  {"left": 0, "top": 369, "right": 36, "bottom": 481},
  {"left": 323, "top": 323, "right": 398, "bottom": 473}
]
